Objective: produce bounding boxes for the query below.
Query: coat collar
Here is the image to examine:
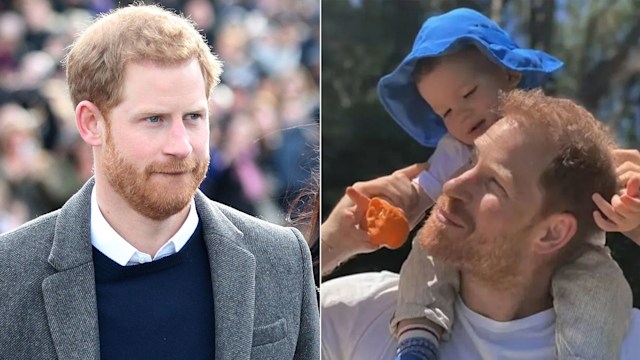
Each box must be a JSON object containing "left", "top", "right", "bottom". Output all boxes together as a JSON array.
[{"left": 44, "top": 178, "right": 99, "bottom": 358}]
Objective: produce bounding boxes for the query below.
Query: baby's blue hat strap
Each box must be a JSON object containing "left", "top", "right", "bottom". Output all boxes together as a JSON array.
[{"left": 377, "top": 8, "right": 564, "bottom": 147}]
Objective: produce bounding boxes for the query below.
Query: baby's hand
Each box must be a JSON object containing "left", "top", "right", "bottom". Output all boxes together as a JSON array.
[
  {"left": 592, "top": 149, "right": 640, "bottom": 232},
  {"left": 322, "top": 162, "right": 429, "bottom": 261},
  {"left": 613, "top": 149, "right": 640, "bottom": 187},
  {"left": 350, "top": 162, "right": 431, "bottom": 227},
  {"left": 593, "top": 175, "right": 640, "bottom": 233},
  {"left": 346, "top": 188, "right": 409, "bottom": 249}
]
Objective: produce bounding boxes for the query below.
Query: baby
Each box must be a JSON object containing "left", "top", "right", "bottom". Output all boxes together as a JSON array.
[{"left": 373, "top": 8, "right": 634, "bottom": 360}]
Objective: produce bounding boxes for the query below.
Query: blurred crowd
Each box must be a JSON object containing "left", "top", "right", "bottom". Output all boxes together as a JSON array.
[{"left": 0, "top": 0, "right": 320, "bottom": 233}]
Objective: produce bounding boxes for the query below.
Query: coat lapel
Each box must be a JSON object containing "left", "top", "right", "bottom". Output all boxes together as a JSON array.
[
  {"left": 42, "top": 179, "right": 100, "bottom": 359},
  {"left": 195, "top": 192, "right": 256, "bottom": 360}
]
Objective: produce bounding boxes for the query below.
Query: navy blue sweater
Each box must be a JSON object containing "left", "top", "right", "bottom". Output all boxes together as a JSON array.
[{"left": 93, "top": 223, "right": 216, "bottom": 359}]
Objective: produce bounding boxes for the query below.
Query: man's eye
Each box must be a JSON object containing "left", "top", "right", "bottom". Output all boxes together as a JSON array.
[
  {"left": 463, "top": 86, "right": 478, "bottom": 98},
  {"left": 147, "top": 116, "right": 160, "bottom": 123},
  {"left": 187, "top": 114, "right": 203, "bottom": 120},
  {"left": 491, "top": 178, "right": 507, "bottom": 196}
]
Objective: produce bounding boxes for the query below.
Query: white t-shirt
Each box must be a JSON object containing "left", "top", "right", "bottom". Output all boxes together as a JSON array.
[
  {"left": 321, "top": 271, "right": 640, "bottom": 360},
  {"left": 416, "top": 133, "right": 472, "bottom": 201}
]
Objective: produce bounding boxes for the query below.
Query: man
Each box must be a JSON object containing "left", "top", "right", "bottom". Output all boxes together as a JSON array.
[
  {"left": 321, "top": 90, "right": 640, "bottom": 359},
  {"left": 0, "top": 5, "right": 318, "bottom": 359}
]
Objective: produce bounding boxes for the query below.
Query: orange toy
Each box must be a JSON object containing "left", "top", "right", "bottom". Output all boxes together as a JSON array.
[{"left": 362, "top": 197, "right": 410, "bottom": 249}]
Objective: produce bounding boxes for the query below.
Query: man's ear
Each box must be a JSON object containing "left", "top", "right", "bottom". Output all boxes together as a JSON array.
[
  {"left": 506, "top": 70, "right": 522, "bottom": 90},
  {"left": 76, "top": 100, "right": 105, "bottom": 147},
  {"left": 532, "top": 213, "right": 577, "bottom": 255}
]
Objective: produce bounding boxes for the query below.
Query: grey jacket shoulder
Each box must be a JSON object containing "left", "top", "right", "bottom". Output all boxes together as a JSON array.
[
  {"left": 199, "top": 196, "right": 313, "bottom": 299},
  {"left": 0, "top": 210, "right": 60, "bottom": 282},
  {"left": 210, "top": 199, "right": 308, "bottom": 251},
  {"left": 0, "top": 208, "right": 59, "bottom": 246},
  {"left": 0, "top": 211, "right": 62, "bottom": 358}
]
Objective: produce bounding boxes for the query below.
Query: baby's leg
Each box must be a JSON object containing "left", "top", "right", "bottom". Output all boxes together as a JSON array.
[
  {"left": 391, "top": 237, "right": 459, "bottom": 360},
  {"left": 553, "top": 235, "right": 632, "bottom": 360},
  {"left": 392, "top": 240, "right": 459, "bottom": 336}
]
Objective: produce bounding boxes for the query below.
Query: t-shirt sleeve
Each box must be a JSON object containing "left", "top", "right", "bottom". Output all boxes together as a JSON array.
[
  {"left": 320, "top": 272, "right": 401, "bottom": 360},
  {"left": 415, "top": 133, "right": 472, "bottom": 200},
  {"left": 619, "top": 309, "right": 640, "bottom": 359}
]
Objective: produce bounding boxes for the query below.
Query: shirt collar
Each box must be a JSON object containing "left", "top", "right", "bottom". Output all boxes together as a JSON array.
[
  {"left": 455, "top": 297, "right": 555, "bottom": 334},
  {"left": 90, "top": 186, "right": 199, "bottom": 266}
]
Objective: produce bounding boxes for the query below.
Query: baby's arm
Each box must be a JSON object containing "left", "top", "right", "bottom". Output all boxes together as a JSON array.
[
  {"left": 337, "top": 134, "right": 472, "bottom": 253},
  {"left": 415, "top": 133, "right": 472, "bottom": 202},
  {"left": 321, "top": 163, "right": 429, "bottom": 275}
]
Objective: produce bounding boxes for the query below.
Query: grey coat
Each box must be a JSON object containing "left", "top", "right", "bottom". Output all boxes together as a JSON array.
[{"left": 0, "top": 179, "right": 319, "bottom": 359}]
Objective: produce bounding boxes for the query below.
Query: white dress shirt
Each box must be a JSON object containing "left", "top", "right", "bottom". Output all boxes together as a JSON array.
[{"left": 90, "top": 187, "right": 199, "bottom": 266}]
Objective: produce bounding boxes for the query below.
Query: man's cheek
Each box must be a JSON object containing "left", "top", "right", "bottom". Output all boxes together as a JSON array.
[
  {"left": 480, "top": 195, "right": 502, "bottom": 210},
  {"left": 476, "top": 200, "right": 504, "bottom": 226}
]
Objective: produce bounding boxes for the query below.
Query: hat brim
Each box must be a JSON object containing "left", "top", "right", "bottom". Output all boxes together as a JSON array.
[{"left": 377, "top": 10, "right": 564, "bottom": 147}]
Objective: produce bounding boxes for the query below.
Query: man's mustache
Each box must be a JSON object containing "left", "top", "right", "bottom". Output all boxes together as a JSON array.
[
  {"left": 433, "top": 195, "right": 474, "bottom": 231},
  {"left": 145, "top": 158, "right": 201, "bottom": 174}
]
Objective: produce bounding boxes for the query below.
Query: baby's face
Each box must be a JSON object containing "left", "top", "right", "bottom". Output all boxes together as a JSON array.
[{"left": 416, "top": 51, "right": 521, "bottom": 145}]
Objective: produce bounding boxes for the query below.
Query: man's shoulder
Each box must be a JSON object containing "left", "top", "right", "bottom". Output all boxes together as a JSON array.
[
  {"left": 322, "top": 271, "right": 400, "bottom": 306},
  {"left": 206, "top": 199, "right": 300, "bottom": 237},
  {"left": 620, "top": 308, "right": 640, "bottom": 359},
  {"left": 0, "top": 211, "right": 60, "bottom": 287},
  {"left": 0, "top": 210, "right": 59, "bottom": 255},
  {"left": 202, "top": 198, "right": 307, "bottom": 255},
  {"left": 321, "top": 272, "right": 399, "bottom": 360}
]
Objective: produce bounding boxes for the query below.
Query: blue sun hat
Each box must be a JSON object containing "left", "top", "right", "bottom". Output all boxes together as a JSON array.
[{"left": 377, "top": 8, "right": 564, "bottom": 147}]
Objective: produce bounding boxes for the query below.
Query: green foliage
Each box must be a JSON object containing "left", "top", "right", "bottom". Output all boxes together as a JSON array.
[{"left": 322, "top": 0, "right": 435, "bottom": 213}]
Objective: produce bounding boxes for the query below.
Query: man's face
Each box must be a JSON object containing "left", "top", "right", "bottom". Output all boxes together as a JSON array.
[
  {"left": 99, "top": 59, "right": 210, "bottom": 220},
  {"left": 416, "top": 51, "right": 517, "bottom": 145},
  {"left": 419, "top": 120, "right": 552, "bottom": 287}
]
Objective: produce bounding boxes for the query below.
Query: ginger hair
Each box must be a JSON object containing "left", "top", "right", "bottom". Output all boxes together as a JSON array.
[
  {"left": 500, "top": 89, "right": 617, "bottom": 262},
  {"left": 64, "top": 4, "right": 223, "bottom": 116}
]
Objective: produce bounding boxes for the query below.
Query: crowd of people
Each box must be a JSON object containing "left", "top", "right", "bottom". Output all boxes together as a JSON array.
[{"left": 0, "top": 0, "right": 319, "bottom": 234}]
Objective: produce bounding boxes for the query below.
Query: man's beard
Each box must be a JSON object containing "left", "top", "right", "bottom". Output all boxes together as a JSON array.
[
  {"left": 418, "top": 196, "right": 530, "bottom": 289},
  {"left": 102, "top": 137, "right": 209, "bottom": 220}
]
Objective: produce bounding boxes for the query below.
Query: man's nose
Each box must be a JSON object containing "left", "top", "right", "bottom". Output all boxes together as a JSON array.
[
  {"left": 442, "top": 168, "right": 475, "bottom": 203},
  {"left": 163, "top": 119, "right": 192, "bottom": 158}
]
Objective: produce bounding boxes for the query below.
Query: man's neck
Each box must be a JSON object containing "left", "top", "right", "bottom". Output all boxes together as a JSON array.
[
  {"left": 459, "top": 269, "right": 553, "bottom": 322},
  {"left": 94, "top": 180, "right": 191, "bottom": 256}
]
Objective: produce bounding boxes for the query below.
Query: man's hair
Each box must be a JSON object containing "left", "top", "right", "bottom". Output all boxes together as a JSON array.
[
  {"left": 500, "top": 89, "right": 617, "bottom": 262},
  {"left": 64, "top": 4, "right": 223, "bottom": 115}
]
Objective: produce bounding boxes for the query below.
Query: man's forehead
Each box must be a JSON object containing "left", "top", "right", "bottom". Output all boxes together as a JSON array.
[
  {"left": 476, "top": 117, "right": 550, "bottom": 153},
  {"left": 475, "top": 120, "right": 552, "bottom": 190},
  {"left": 474, "top": 120, "right": 520, "bottom": 155}
]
